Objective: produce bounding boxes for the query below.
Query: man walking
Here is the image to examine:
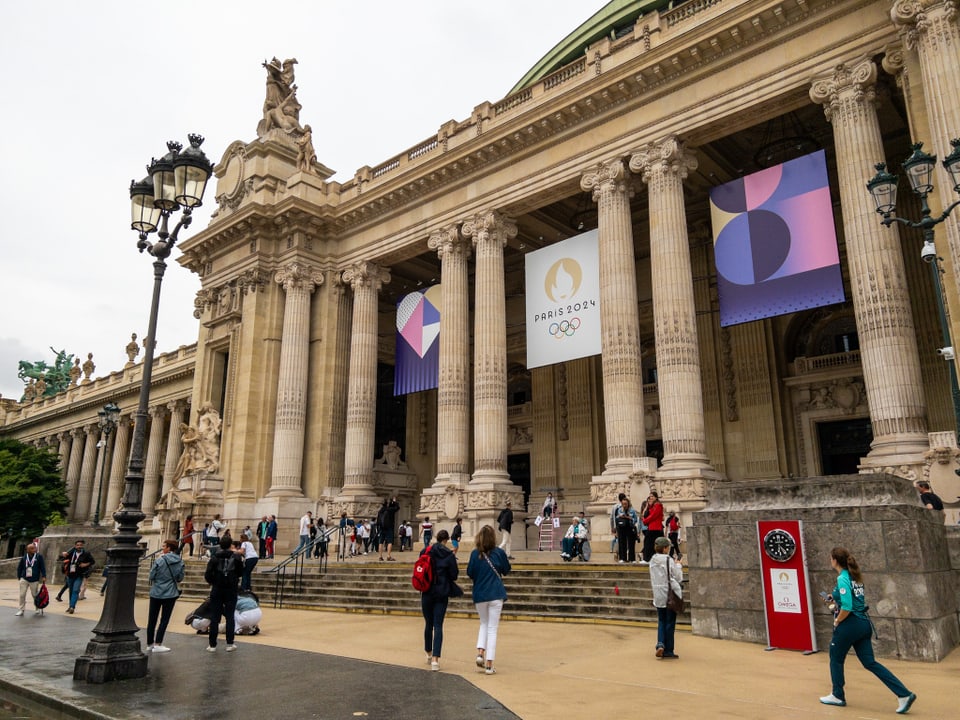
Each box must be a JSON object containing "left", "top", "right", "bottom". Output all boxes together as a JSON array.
[
  {"left": 497, "top": 501, "right": 515, "bottom": 559},
  {"left": 16, "top": 542, "right": 46, "bottom": 616},
  {"left": 204, "top": 537, "right": 243, "bottom": 652},
  {"left": 64, "top": 539, "right": 94, "bottom": 614}
]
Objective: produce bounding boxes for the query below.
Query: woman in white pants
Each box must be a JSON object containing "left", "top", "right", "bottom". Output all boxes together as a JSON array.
[{"left": 466, "top": 525, "right": 511, "bottom": 674}]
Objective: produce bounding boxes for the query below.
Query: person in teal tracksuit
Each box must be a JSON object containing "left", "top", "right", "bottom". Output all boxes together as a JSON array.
[{"left": 819, "top": 547, "right": 917, "bottom": 714}]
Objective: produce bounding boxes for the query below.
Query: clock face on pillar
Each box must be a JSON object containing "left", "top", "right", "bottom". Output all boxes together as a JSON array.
[{"left": 762, "top": 529, "right": 797, "bottom": 562}]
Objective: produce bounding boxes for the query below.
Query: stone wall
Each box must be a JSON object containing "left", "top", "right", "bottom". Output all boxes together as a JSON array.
[{"left": 687, "top": 474, "right": 960, "bottom": 662}]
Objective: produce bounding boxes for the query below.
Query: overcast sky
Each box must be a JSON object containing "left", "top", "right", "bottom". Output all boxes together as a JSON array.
[{"left": 0, "top": 0, "right": 609, "bottom": 401}]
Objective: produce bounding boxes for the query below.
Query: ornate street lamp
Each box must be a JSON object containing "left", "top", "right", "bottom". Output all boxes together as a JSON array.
[
  {"left": 75, "top": 135, "right": 212, "bottom": 683},
  {"left": 866, "top": 140, "right": 960, "bottom": 442},
  {"left": 92, "top": 402, "right": 121, "bottom": 526}
]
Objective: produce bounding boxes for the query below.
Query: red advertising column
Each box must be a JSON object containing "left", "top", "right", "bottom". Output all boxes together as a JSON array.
[{"left": 757, "top": 520, "right": 817, "bottom": 653}]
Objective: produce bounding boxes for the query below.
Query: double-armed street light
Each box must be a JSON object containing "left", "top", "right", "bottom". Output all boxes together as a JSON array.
[
  {"left": 866, "top": 139, "right": 960, "bottom": 442},
  {"left": 74, "top": 135, "right": 213, "bottom": 683},
  {"left": 92, "top": 402, "right": 121, "bottom": 526}
]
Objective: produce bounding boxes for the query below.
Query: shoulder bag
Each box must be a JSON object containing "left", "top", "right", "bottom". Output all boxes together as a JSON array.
[{"left": 665, "top": 557, "right": 684, "bottom": 615}]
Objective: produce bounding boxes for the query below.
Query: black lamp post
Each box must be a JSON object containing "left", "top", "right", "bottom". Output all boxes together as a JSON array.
[
  {"left": 75, "top": 135, "right": 212, "bottom": 683},
  {"left": 866, "top": 139, "right": 960, "bottom": 442},
  {"left": 92, "top": 402, "right": 121, "bottom": 526}
]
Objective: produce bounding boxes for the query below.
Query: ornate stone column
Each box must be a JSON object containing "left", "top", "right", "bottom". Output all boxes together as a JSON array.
[
  {"left": 462, "top": 210, "right": 516, "bottom": 485},
  {"left": 269, "top": 262, "right": 324, "bottom": 497},
  {"left": 56, "top": 431, "right": 72, "bottom": 484},
  {"left": 891, "top": 1, "right": 960, "bottom": 298},
  {"left": 580, "top": 159, "right": 648, "bottom": 475},
  {"left": 64, "top": 428, "right": 84, "bottom": 520},
  {"left": 630, "top": 137, "right": 716, "bottom": 481},
  {"left": 811, "top": 58, "right": 929, "bottom": 464},
  {"left": 161, "top": 400, "right": 187, "bottom": 496},
  {"left": 338, "top": 261, "right": 390, "bottom": 507},
  {"left": 428, "top": 224, "right": 472, "bottom": 486},
  {"left": 141, "top": 405, "right": 168, "bottom": 519},
  {"left": 73, "top": 424, "right": 100, "bottom": 522},
  {"left": 104, "top": 416, "right": 132, "bottom": 521}
]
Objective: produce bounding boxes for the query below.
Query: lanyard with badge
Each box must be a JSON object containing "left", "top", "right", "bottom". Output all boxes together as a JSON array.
[
  {"left": 71, "top": 550, "right": 82, "bottom": 574},
  {"left": 25, "top": 554, "right": 36, "bottom": 580}
]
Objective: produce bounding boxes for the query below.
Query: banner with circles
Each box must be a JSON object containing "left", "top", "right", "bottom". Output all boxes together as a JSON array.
[{"left": 524, "top": 229, "right": 601, "bottom": 369}]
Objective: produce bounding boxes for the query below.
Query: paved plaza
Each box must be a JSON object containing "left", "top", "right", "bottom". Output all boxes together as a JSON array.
[{"left": 0, "top": 578, "right": 957, "bottom": 719}]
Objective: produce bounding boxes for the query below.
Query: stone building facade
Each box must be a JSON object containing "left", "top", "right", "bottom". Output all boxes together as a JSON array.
[{"left": 2, "top": 1, "right": 960, "bottom": 574}]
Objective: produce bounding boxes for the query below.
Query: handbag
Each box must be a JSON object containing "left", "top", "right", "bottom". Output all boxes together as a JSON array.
[{"left": 665, "top": 557, "right": 684, "bottom": 615}]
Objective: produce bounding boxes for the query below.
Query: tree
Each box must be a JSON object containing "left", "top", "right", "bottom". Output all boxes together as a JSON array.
[{"left": 0, "top": 438, "right": 69, "bottom": 542}]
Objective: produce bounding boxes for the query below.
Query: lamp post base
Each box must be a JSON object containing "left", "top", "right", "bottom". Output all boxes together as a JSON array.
[{"left": 74, "top": 635, "right": 148, "bottom": 683}]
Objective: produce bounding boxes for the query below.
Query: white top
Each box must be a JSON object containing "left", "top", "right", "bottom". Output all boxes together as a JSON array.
[
  {"left": 241, "top": 540, "right": 258, "bottom": 559},
  {"left": 299, "top": 514, "right": 312, "bottom": 535}
]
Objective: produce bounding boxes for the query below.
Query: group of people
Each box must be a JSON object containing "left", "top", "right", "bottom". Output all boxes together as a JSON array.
[{"left": 610, "top": 491, "right": 681, "bottom": 565}]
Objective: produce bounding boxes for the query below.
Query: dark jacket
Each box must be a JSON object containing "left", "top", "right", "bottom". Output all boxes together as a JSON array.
[
  {"left": 467, "top": 547, "right": 511, "bottom": 603},
  {"left": 65, "top": 549, "right": 94, "bottom": 579},
  {"left": 204, "top": 549, "right": 242, "bottom": 595},
  {"left": 421, "top": 543, "right": 460, "bottom": 600},
  {"left": 497, "top": 508, "right": 514, "bottom": 532},
  {"left": 17, "top": 552, "right": 46, "bottom": 582}
]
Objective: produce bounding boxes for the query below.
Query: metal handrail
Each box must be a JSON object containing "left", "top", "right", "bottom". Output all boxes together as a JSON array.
[{"left": 262, "top": 528, "right": 337, "bottom": 608}]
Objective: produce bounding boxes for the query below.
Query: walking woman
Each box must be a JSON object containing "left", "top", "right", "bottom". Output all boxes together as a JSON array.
[
  {"left": 146, "top": 539, "right": 185, "bottom": 653},
  {"left": 420, "top": 529, "right": 461, "bottom": 671},
  {"left": 819, "top": 547, "right": 917, "bottom": 713},
  {"left": 649, "top": 536, "right": 683, "bottom": 659},
  {"left": 466, "top": 525, "right": 511, "bottom": 675}
]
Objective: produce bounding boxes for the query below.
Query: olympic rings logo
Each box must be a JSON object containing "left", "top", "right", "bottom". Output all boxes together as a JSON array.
[{"left": 548, "top": 317, "right": 581, "bottom": 338}]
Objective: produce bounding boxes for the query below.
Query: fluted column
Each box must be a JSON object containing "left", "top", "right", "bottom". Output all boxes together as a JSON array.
[
  {"left": 73, "top": 424, "right": 100, "bottom": 522},
  {"left": 463, "top": 210, "right": 516, "bottom": 484},
  {"left": 811, "top": 58, "right": 929, "bottom": 459},
  {"left": 141, "top": 406, "right": 168, "bottom": 518},
  {"left": 161, "top": 400, "right": 187, "bottom": 496},
  {"left": 64, "top": 428, "right": 84, "bottom": 520},
  {"left": 892, "top": 1, "right": 960, "bottom": 295},
  {"left": 269, "top": 262, "right": 324, "bottom": 497},
  {"left": 340, "top": 261, "right": 391, "bottom": 497},
  {"left": 630, "top": 137, "right": 714, "bottom": 473},
  {"left": 104, "top": 416, "right": 132, "bottom": 521},
  {"left": 428, "top": 224, "right": 472, "bottom": 485},
  {"left": 56, "top": 431, "right": 71, "bottom": 483},
  {"left": 580, "top": 159, "right": 647, "bottom": 474}
]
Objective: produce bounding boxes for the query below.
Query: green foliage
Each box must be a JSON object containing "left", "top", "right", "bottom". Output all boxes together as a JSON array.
[{"left": 0, "top": 438, "right": 69, "bottom": 537}]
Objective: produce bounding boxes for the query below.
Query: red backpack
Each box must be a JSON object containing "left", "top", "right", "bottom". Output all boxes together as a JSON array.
[{"left": 412, "top": 548, "right": 434, "bottom": 592}]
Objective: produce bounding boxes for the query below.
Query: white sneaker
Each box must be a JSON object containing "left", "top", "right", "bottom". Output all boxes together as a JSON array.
[
  {"left": 152, "top": 645, "right": 171, "bottom": 653},
  {"left": 618, "top": 560, "right": 625, "bottom": 564},
  {"left": 14, "top": 610, "right": 23, "bottom": 616},
  {"left": 896, "top": 692, "right": 917, "bottom": 714},
  {"left": 819, "top": 694, "right": 846, "bottom": 706},
  {"left": 206, "top": 646, "right": 217, "bottom": 653},
  {"left": 637, "top": 560, "right": 649, "bottom": 565},
  {"left": 225, "top": 644, "right": 237, "bottom": 652},
  {"left": 431, "top": 661, "right": 439, "bottom": 671},
  {"left": 34, "top": 610, "right": 42, "bottom": 616}
]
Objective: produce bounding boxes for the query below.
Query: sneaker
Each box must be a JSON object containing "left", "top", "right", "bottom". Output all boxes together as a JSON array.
[
  {"left": 206, "top": 646, "right": 217, "bottom": 653},
  {"left": 66, "top": 607, "right": 74, "bottom": 614},
  {"left": 34, "top": 610, "right": 42, "bottom": 616},
  {"left": 485, "top": 667, "right": 496, "bottom": 675},
  {"left": 661, "top": 653, "right": 680, "bottom": 659},
  {"left": 55, "top": 595, "right": 63, "bottom": 602},
  {"left": 476, "top": 655, "right": 484, "bottom": 668},
  {"left": 655, "top": 645, "right": 664, "bottom": 658},
  {"left": 637, "top": 560, "right": 650, "bottom": 566},
  {"left": 225, "top": 644, "right": 237, "bottom": 652},
  {"left": 14, "top": 610, "right": 23, "bottom": 616},
  {"left": 819, "top": 694, "right": 846, "bottom": 706},
  {"left": 152, "top": 645, "right": 171, "bottom": 653},
  {"left": 431, "top": 661, "right": 439, "bottom": 672},
  {"left": 618, "top": 560, "right": 625, "bottom": 564},
  {"left": 896, "top": 693, "right": 917, "bottom": 714}
]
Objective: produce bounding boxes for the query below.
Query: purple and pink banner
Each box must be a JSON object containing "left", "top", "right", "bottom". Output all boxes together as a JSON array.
[
  {"left": 709, "top": 150, "right": 844, "bottom": 327},
  {"left": 394, "top": 285, "right": 441, "bottom": 395}
]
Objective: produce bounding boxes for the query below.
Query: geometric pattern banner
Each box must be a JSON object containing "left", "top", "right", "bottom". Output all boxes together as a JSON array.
[
  {"left": 394, "top": 285, "right": 441, "bottom": 395},
  {"left": 710, "top": 149, "right": 845, "bottom": 327}
]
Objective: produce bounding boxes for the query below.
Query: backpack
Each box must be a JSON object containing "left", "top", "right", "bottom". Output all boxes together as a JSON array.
[
  {"left": 34, "top": 582, "right": 50, "bottom": 610},
  {"left": 412, "top": 548, "right": 434, "bottom": 593},
  {"left": 206, "top": 554, "right": 239, "bottom": 587}
]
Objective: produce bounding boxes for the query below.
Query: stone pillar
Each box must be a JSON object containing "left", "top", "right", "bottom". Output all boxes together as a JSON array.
[
  {"left": 56, "top": 431, "right": 71, "bottom": 484},
  {"left": 630, "top": 137, "right": 716, "bottom": 482},
  {"left": 161, "top": 400, "right": 187, "bottom": 496},
  {"left": 141, "top": 406, "right": 168, "bottom": 519},
  {"left": 811, "top": 59, "right": 929, "bottom": 465},
  {"left": 269, "top": 262, "right": 324, "bottom": 497},
  {"left": 580, "top": 159, "right": 647, "bottom": 475},
  {"left": 64, "top": 428, "right": 84, "bottom": 520},
  {"left": 324, "top": 273, "right": 352, "bottom": 491},
  {"left": 73, "top": 424, "right": 100, "bottom": 522},
  {"left": 87, "top": 428, "right": 111, "bottom": 523},
  {"left": 104, "top": 416, "right": 132, "bottom": 521},
  {"left": 338, "top": 261, "right": 390, "bottom": 508},
  {"left": 428, "top": 224, "right": 472, "bottom": 486},
  {"left": 462, "top": 210, "right": 516, "bottom": 485},
  {"left": 891, "top": 1, "right": 960, "bottom": 310}
]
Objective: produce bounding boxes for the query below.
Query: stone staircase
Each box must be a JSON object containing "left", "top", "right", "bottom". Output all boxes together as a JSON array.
[{"left": 132, "top": 555, "right": 690, "bottom": 628}]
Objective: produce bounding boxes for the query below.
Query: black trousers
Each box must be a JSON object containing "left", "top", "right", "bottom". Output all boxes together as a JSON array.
[
  {"left": 208, "top": 588, "right": 237, "bottom": 647},
  {"left": 146, "top": 596, "right": 178, "bottom": 645},
  {"left": 642, "top": 529, "right": 664, "bottom": 562},
  {"left": 616, "top": 525, "right": 636, "bottom": 562}
]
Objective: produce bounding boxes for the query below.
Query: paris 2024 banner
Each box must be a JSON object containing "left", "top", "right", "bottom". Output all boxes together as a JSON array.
[{"left": 710, "top": 150, "right": 845, "bottom": 327}]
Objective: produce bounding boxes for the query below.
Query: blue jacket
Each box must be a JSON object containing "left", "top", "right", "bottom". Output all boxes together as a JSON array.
[
  {"left": 17, "top": 552, "right": 46, "bottom": 582},
  {"left": 421, "top": 543, "right": 460, "bottom": 599},
  {"left": 467, "top": 547, "right": 511, "bottom": 603},
  {"left": 148, "top": 551, "right": 185, "bottom": 599}
]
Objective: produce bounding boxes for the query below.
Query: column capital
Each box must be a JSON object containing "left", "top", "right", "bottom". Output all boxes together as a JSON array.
[
  {"left": 890, "top": 0, "right": 956, "bottom": 48},
  {"left": 167, "top": 398, "right": 189, "bottom": 414},
  {"left": 809, "top": 58, "right": 878, "bottom": 120},
  {"left": 882, "top": 41, "right": 908, "bottom": 78},
  {"left": 428, "top": 224, "right": 471, "bottom": 259},
  {"left": 579, "top": 157, "right": 631, "bottom": 200},
  {"left": 342, "top": 261, "right": 391, "bottom": 292},
  {"left": 275, "top": 261, "right": 324, "bottom": 294},
  {"left": 148, "top": 405, "right": 168, "bottom": 421},
  {"left": 83, "top": 423, "right": 99, "bottom": 436},
  {"left": 628, "top": 136, "right": 698, "bottom": 182},
  {"left": 461, "top": 210, "right": 517, "bottom": 248}
]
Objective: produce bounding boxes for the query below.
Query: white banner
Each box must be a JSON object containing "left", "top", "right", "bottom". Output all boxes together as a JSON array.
[{"left": 525, "top": 229, "right": 601, "bottom": 369}]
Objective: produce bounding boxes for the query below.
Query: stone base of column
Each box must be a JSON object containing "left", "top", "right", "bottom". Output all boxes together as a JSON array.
[
  {"left": 460, "top": 482, "right": 525, "bottom": 550},
  {"left": 469, "top": 469, "right": 512, "bottom": 484},
  {"left": 332, "top": 486, "right": 382, "bottom": 522},
  {"left": 419, "top": 484, "right": 466, "bottom": 525},
  {"left": 265, "top": 483, "right": 305, "bottom": 499},
  {"left": 431, "top": 471, "right": 471, "bottom": 488},
  {"left": 857, "top": 452, "right": 927, "bottom": 486}
]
